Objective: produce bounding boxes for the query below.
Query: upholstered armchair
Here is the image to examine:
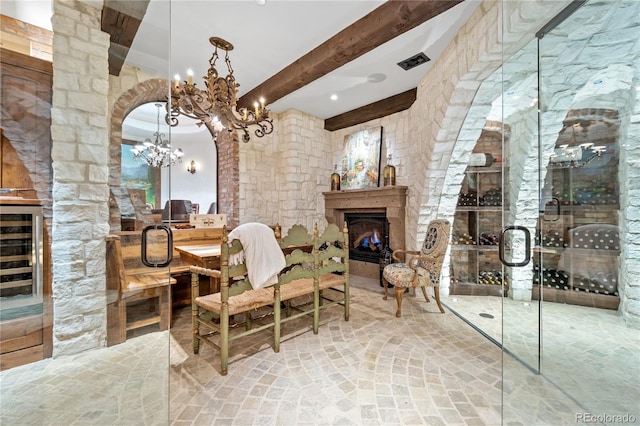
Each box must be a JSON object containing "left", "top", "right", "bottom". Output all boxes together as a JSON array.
[{"left": 382, "top": 219, "right": 450, "bottom": 317}]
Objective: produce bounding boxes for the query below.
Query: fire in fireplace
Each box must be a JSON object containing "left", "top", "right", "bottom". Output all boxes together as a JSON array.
[{"left": 344, "top": 212, "right": 389, "bottom": 263}]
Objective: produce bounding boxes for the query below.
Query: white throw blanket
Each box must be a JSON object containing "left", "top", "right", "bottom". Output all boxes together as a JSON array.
[{"left": 228, "top": 223, "right": 286, "bottom": 289}]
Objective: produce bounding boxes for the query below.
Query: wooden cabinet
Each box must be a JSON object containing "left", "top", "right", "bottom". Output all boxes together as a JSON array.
[
  {"left": 450, "top": 165, "right": 507, "bottom": 296},
  {"left": 0, "top": 48, "right": 53, "bottom": 196},
  {"left": 0, "top": 48, "right": 53, "bottom": 369}
]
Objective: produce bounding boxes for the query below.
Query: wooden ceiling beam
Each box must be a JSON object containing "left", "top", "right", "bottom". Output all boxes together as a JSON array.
[
  {"left": 324, "top": 88, "right": 417, "bottom": 131},
  {"left": 102, "top": 0, "right": 149, "bottom": 76},
  {"left": 237, "top": 0, "right": 463, "bottom": 110}
]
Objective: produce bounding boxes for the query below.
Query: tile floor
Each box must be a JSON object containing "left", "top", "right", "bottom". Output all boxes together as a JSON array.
[
  {"left": 441, "top": 292, "right": 640, "bottom": 421},
  {"left": 0, "top": 277, "right": 605, "bottom": 425}
]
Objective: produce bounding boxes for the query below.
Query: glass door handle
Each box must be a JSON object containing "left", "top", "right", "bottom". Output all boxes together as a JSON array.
[
  {"left": 543, "top": 197, "right": 560, "bottom": 221},
  {"left": 141, "top": 225, "right": 173, "bottom": 267},
  {"left": 499, "top": 226, "right": 531, "bottom": 267}
]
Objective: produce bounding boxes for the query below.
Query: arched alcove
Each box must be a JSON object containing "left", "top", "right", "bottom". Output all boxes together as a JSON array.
[
  {"left": 109, "top": 78, "right": 168, "bottom": 231},
  {"left": 108, "top": 79, "right": 238, "bottom": 231}
]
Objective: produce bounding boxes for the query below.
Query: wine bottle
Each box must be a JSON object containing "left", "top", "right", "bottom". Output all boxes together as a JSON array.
[
  {"left": 468, "top": 153, "right": 502, "bottom": 167},
  {"left": 383, "top": 154, "right": 396, "bottom": 186},
  {"left": 330, "top": 164, "right": 341, "bottom": 191}
]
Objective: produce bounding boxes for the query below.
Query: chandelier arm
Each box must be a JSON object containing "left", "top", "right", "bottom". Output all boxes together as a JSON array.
[
  {"left": 166, "top": 111, "right": 180, "bottom": 127},
  {"left": 254, "top": 120, "right": 274, "bottom": 138},
  {"left": 170, "top": 36, "right": 273, "bottom": 142},
  {"left": 241, "top": 128, "right": 250, "bottom": 143}
]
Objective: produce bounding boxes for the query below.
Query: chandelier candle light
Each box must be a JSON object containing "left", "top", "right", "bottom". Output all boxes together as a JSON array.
[
  {"left": 131, "top": 103, "right": 184, "bottom": 168},
  {"left": 169, "top": 37, "right": 274, "bottom": 143}
]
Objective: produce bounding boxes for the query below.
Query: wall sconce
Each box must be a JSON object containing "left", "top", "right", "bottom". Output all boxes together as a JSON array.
[{"left": 187, "top": 160, "right": 197, "bottom": 174}]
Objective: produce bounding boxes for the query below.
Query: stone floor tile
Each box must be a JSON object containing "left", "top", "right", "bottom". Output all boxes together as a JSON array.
[{"left": 0, "top": 281, "right": 612, "bottom": 425}]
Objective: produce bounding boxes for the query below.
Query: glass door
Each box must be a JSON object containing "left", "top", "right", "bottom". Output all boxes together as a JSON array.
[
  {"left": 502, "top": 0, "right": 640, "bottom": 422},
  {"left": 0, "top": 0, "right": 174, "bottom": 423}
]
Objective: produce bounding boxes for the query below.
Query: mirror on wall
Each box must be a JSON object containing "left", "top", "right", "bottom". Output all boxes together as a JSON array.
[
  {"left": 120, "top": 101, "right": 218, "bottom": 230},
  {"left": 122, "top": 102, "right": 167, "bottom": 209}
]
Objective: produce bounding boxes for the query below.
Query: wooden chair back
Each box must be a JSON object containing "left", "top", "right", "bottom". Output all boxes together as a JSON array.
[{"left": 315, "top": 222, "right": 349, "bottom": 277}]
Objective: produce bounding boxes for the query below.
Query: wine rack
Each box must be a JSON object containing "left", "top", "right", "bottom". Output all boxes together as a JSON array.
[
  {"left": 534, "top": 220, "right": 620, "bottom": 309},
  {"left": 0, "top": 204, "right": 43, "bottom": 312},
  {"left": 534, "top": 144, "right": 620, "bottom": 310},
  {"left": 0, "top": 201, "right": 46, "bottom": 370},
  {"left": 450, "top": 165, "right": 507, "bottom": 297}
]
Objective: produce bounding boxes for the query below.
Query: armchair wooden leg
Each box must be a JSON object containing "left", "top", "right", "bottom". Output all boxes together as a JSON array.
[
  {"left": 394, "top": 287, "right": 405, "bottom": 318},
  {"left": 420, "top": 286, "right": 431, "bottom": 303},
  {"left": 382, "top": 277, "right": 389, "bottom": 300},
  {"left": 434, "top": 286, "right": 445, "bottom": 314}
]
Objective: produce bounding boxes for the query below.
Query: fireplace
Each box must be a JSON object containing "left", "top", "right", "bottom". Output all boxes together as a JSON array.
[
  {"left": 344, "top": 212, "right": 388, "bottom": 263},
  {"left": 323, "top": 186, "right": 407, "bottom": 279}
]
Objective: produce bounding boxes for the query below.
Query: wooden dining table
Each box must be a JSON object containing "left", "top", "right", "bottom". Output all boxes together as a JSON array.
[{"left": 174, "top": 244, "right": 222, "bottom": 293}]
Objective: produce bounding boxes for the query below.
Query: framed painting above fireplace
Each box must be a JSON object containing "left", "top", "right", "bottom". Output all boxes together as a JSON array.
[{"left": 340, "top": 126, "right": 382, "bottom": 190}]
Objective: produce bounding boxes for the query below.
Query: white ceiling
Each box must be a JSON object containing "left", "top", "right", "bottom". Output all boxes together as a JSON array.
[{"left": 125, "top": 0, "right": 481, "bottom": 120}]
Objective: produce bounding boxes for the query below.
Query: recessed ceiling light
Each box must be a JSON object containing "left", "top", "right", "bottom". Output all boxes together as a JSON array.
[
  {"left": 256, "top": 0, "right": 266, "bottom": 5},
  {"left": 330, "top": 94, "right": 338, "bottom": 101}
]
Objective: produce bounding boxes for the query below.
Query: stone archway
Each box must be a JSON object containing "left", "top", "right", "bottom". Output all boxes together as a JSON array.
[
  {"left": 108, "top": 78, "right": 238, "bottom": 230},
  {"left": 108, "top": 78, "right": 168, "bottom": 230}
]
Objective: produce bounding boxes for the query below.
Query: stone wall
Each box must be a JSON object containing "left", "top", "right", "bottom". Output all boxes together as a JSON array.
[
  {"left": 239, "top": 109, "right": 329, "bottom": 232},
  {"left": 620, "top": 77, "right": 640, "bottom": 327},
  {"left": 50, "top": 0, "right": 111, "bottom": 356}
]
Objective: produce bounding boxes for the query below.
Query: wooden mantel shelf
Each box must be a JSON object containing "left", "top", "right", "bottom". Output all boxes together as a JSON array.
[{"left": 322, "top": 185, "right": 407, "bottom": 210}]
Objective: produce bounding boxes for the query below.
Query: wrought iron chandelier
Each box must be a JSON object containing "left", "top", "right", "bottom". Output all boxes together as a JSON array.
[
  {"left": 168, "top": 36, "right": 273, "bottom": 143},
  {"left": 131, "top": 103, "right": 184, "bottom": 168}
]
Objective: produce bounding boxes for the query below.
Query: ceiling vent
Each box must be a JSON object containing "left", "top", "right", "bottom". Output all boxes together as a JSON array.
[{"left": 397, "top": 52, "right": 430, "bottom": 71}]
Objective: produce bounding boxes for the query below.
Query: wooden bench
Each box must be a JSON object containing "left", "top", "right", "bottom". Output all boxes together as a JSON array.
[
  {"left": 190, "top": 222, "right": 349, "bottom": 375},
  {"left": 106, "top": 226, "right": 224, "bottom": 346}
]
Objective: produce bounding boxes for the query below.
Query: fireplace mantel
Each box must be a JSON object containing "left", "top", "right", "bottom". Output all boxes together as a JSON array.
[{"left": 323, "top": 186, "right": 407, "bottom": 276}]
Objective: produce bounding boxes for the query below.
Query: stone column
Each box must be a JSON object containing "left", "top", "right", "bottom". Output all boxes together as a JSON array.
[{"left": 50, "top": 0, "right": 111, "bottom": 356}]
